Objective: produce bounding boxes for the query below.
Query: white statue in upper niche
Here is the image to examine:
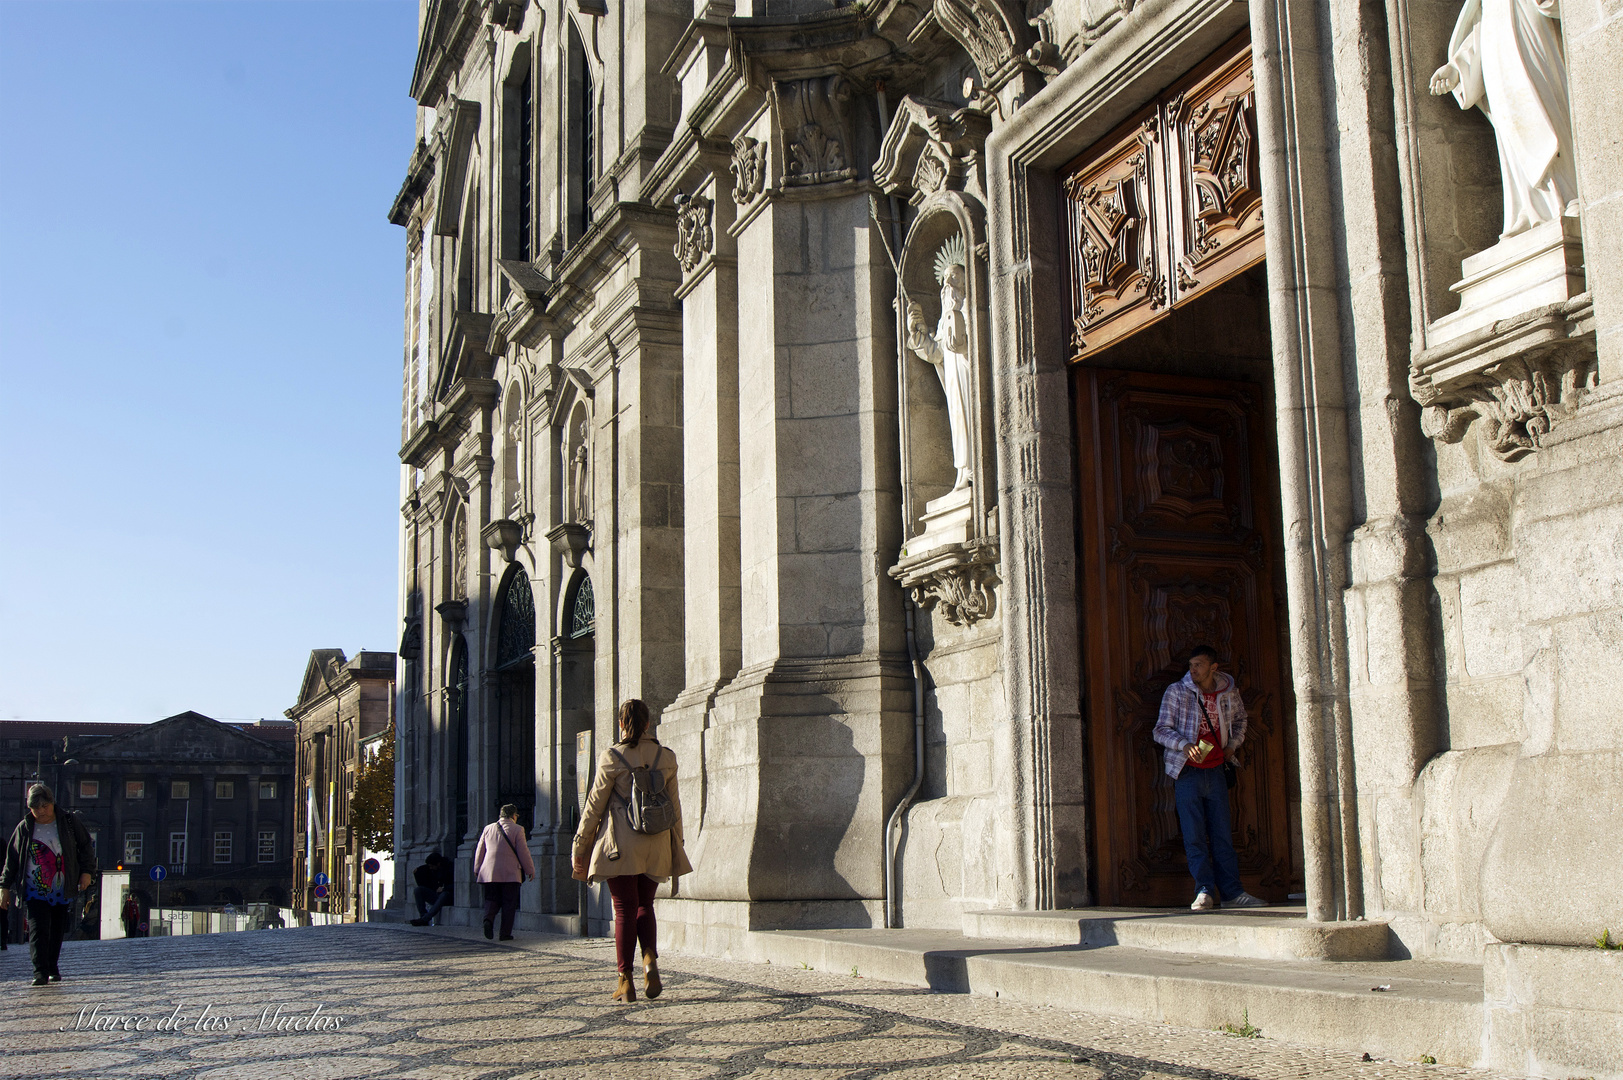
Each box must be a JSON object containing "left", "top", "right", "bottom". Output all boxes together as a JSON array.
[
  {"left": 1430, "top": 0, "right": 1578, "bottom": 238},
  {"left": 906, "top": 234, "right": 974, "bottom": 491}
]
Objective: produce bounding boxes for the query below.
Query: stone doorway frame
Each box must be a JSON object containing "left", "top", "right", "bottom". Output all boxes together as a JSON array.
[{"left": 985, "top": 0, "right": 1362, "bottom": 920}]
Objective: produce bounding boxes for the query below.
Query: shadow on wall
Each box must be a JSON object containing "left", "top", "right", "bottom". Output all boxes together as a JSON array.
[{"left": 750, "top": 698, "right": 865, "bottom": 902}]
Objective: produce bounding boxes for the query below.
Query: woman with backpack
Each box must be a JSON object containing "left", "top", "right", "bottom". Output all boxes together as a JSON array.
[{"left": 572, "top": 698, "right": 692, "bottom": 1003}]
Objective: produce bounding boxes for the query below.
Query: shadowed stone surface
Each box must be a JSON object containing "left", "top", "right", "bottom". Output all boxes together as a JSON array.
[{"left": 0, "top": 925, "right": 1531, "bottom": 1079}]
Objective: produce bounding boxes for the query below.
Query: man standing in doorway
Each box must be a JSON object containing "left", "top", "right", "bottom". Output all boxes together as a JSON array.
[{"left": 1153, "top": 646, "right": 1267, "bottom": 911}]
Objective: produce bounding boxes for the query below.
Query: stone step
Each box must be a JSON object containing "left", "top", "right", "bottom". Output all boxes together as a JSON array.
[
  {"left": 961, "top": 906, "right": 1393, "bottom": 961},
  {"left": 740, "top": 927, "right": 1486, "bottom": 1067}
]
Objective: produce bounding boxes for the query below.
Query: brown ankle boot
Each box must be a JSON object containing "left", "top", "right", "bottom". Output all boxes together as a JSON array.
[
  {"left": 644, "top": 953, "right": 662, "bottom": 1000},
  {"left": 612, "top": 972, "right": 636, "bottom": 1003}
]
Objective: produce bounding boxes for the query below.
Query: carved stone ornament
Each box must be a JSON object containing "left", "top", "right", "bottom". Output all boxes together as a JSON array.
[
  {"left": 890, "top": 537, "right": 1000, "bottom": 627},
  {"left": 874, "top": 96, "right": 993, "bottom": 206},
  {"left": 1411, "top": 294, "right": 1596, "bottom": 460},
  {"left": 774, "top": 75, "right": 858, "bottom": 187},
  {"left": 932, "top": 0, "right": 1039, "bottom": 91},
  {"left": 730, "top": 136, "right": 766, "bottom": 204},
  {"left": 673, "top": 192, "right": 713, "bottom": 274}
]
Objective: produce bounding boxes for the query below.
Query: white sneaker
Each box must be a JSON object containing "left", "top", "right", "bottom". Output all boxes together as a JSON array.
[
  {"left": 1224, "top": 892, "right": 1266, "bottom": 908},
  {"left": 1190, "top": 891, "right": 1218, "bottom": 911}
]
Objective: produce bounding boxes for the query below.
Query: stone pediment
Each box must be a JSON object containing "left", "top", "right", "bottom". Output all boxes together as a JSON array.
[
  {"left": 874, "top": 96, "right": 993, "bottom": 205},
  {"left": 410, "top": 1, "right": 485, "bottom": 108},
  {"left": 81, "top": 711, "right": 288, "bottom": 763},
  {"left": 294, "top": 649, "right": 348, "bottom": 708}
]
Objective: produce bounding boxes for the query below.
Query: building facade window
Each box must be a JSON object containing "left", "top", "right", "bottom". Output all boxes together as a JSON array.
[
  {"left": 125, "top": 780, "right": 146, "bottom": 800},
  {"left": 78, "top": 779, "right": 100, "bottom": 800},
  {"left": 124, "top": 832, "right": 143, "bottom": 864},
  {"left": 213, "top": 831, "right": 232, "bottom": 864},
  {"left": 258, "top": 829, "right": 276, "bottom": 863},
  {"left": 259, "top": 781, "right": 277, "bottom": 800},
  {"left": 215, "top": 780, "right": 234, "bottom": 800},
  {"left": 170, "top": 832, "right": 187, "bottom": 867},
  {"left": 171, "top": 781, "right": 190, "bottom": 800}
]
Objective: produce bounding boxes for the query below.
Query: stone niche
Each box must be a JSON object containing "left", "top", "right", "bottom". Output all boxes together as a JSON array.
[
  {"left": 1406, "top": 0, "right": 1596, "bottom": 461},
  {"left": 875, "top": 97, "right": 999, "bottom": 626}
]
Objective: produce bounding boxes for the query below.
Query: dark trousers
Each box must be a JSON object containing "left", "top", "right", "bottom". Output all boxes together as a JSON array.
[
  {"left": 26, "top": 899, "right": 73, "bottom": 978},
  {"left": 606, "top": 874, "right": 658, "bottom": 974},
  {"left": 414, "top": 886, "right": 449, "bottom": 924},
  {"left": 1175, "top": 765, "right": 1245, "bottom": 901},
  {"left": 481, "top": 882, "right": 520, "bottom": 937}
]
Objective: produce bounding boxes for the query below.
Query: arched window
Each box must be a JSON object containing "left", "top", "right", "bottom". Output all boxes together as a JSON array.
[
  {"left": 567, "top": 574, "right": 594, "bottom": 639},
  {"left": 495, "top": 569, "right": 536, "bottom": 669},
  {"left": 567, "top": 23, "right": 595, "bottom": 244}
]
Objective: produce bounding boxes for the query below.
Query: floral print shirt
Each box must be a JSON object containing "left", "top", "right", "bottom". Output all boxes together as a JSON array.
[{"left": 24, "top": 821, "right": 68, "bottom": 905}]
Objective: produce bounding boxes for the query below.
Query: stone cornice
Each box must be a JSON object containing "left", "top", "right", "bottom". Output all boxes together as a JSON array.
[
  {"left": 399, "top": 419, "right": 444, "bottom": 468},
  {"left": 544, "top": 202, "right": 679, "bottom": 332},
  {"left": 388, "top": 139, "right": 435, "bottom": 227},
  {"left": 410, "top": 0, "right": 485, "bottom": 108}
]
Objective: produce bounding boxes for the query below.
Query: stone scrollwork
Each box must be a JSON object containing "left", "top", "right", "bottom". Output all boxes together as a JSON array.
[
  {"left": 730, "top": 136, "right": 766, "bottom": 205},
  {"left": 892, "top": 538, "right": 1000, "bottom": 627},
  {"left": 933, "top": 0, "right": 1040, "bottom": 92},
  {"left": 1411, "top": 294, "right": 1596, "bottom": 461},
  {"left": 673, "top": 193, "right": 713, "bottom": 274},
  {"left": 773, "top": 75, "right": 858, "bottom": 187}
]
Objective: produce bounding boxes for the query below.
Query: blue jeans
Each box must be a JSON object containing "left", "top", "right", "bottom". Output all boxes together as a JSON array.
[
  {"left": 414, "top": 886, "right": 449, "bottom": 924},
  {"left": 1174, "top": 766, "right": 1245, "bottom": 900}
]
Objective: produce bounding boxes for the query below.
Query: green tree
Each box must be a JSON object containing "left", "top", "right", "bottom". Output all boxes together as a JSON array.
[{"left": 349, "top": 724, "right": 395, "bottom": 854}]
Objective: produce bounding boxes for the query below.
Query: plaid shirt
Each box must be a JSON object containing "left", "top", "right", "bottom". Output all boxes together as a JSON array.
[{"left": 1152, "top": 672, "right": 1248, "bottom": 779}]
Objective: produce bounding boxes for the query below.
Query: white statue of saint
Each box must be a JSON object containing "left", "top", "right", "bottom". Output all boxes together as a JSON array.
[
  {"left": 1430, "top": 0, "right": 1578, "bottom": 238},
  {"left": 570, "top": 419, "right": 591, "bottom": 523},
  {"left": 906, "top": 234, "right": 974, "bottom": 491}
]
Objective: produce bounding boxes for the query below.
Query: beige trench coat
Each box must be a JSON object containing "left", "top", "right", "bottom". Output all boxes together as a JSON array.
[{"left": 572, "top": 739, "right": 693, "bottom": 883}]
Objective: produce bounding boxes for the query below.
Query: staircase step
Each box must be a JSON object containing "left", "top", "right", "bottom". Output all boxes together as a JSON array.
[
  {"left": 962, "top": 906, "right": 1392, "bottom": 961},
  {"left": 744, "top": 927, "right": 1484, "bottom": 1067}
]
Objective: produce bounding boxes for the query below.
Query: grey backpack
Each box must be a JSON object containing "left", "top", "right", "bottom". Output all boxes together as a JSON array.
[{"left": 609, "top": 746, "right": 677, "bottom": 835}]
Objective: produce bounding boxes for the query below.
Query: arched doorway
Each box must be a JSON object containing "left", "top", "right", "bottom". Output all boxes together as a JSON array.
[
  {"left": 557, "top": 571, "right": 595, "bottom": 832},
  {"left": 493, "top": 567, "right": 537, "bottom": 830}
]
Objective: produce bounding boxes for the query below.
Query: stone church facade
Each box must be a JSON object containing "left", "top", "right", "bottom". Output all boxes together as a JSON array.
[{"left": 388, "top": 2, "right": 1620, "bottom": 1073}]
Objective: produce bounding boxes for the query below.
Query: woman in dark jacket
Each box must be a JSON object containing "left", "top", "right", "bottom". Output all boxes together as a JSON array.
[{"left": 0, "top": 784, "right": 98, "bottom": 984}]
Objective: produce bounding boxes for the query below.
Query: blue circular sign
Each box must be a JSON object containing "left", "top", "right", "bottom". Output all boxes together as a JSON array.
[
  {"left": 149, "top": 865, "right": 167, "bottom": 882},
  {"left": 313, "top": 884, "right": 329, "bottom": 899},
  {"left": 363, "top": 858, "right": 380, "bottom": 875},
  {"left": 312, "top": 872, "right": 329, "bottom": 886}
]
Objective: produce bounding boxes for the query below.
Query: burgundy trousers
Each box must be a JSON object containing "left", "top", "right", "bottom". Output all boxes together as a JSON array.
[{"left": 605, "top": 874, "right": 658, "bottom": 974}]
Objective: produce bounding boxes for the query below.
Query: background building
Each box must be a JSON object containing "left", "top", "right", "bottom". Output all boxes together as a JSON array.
[
  {"left": 387, "top": 3, "right": 1622, "bottom": 1076},
  {"left": 287, "top": 649, "right": 396, "bottom": 920},
  {"left": 1, "top": 713, "right": 296, "bottom": 910}
]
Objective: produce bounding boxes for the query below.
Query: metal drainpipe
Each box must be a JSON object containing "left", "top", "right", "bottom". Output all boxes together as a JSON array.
[
  {"left": 884, "top": 598, "right": 926, "bottom": 929},
  {"left": 874, "top": 81, "right": 925, "bottom": 932}
]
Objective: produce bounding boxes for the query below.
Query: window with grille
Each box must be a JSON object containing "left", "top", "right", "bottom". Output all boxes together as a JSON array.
[
  {"left": 258, "top": 829, "right": 276, "bottom": 862},
  {"left": 124, "top": 832, "right": 143, "bottom": 864},
  {"left": 215, "top": 780, "right": 234, "bottom": 799},
  {"left": 214, "top": 832, "right": 232, "bottom": 864},
  {"left": 171, "top": 781, "right": 190, "bottom": 800},
  {"left": 259, "top": 781, "right": 276, "bottom": 800},
  {"left": 125, "top": 780, "right": 145, "bottom": 800},
  {"left": 78, "top": 779, "right": 99, "bottom": 800},
  {"left": 170, "top": 832, "right": 187, "bottom": 867}
]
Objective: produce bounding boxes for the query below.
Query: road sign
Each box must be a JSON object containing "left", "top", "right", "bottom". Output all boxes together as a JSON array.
[
  {"left": 363, "top": 858, "right": 380, "bottom": 875},
  {"left": 313, "top": 872, "right": 329, "bottom": 886},
  {"left": 313, "top": 884, "right": 329, "bottom": 899},
  {"left": 149, "top": 865, "right": 166, "bottom": 882}
]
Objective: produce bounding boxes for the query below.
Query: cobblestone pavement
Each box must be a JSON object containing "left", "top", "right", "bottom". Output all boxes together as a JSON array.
[{"left": 0, "top": 924, "right": 1527, "bottom": 1080}]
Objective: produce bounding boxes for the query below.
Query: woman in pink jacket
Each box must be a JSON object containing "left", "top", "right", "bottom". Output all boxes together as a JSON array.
[{"left": 473, "top": 804, "right": 535, "bottom": 940}]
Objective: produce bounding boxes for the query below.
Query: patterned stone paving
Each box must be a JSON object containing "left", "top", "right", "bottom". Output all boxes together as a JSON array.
[{"left": 0, "top": 924, "right": 1525, "bottom": 1079}]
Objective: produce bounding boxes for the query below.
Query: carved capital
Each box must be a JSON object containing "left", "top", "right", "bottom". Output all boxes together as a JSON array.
[
  {"left": 874, "top": 96, "right": 993, "bottom": 206},
  {"left": 672, "top": 193, "right": 714, "bottom": 274},
  {"left": 773, "top": 75, "right": 858, "bottom": 188},
  {"left": 889, "top": 538, "right": 1001, "bottom": 627},
  {"left": 730, "top": 136, "right": 766, "bottom": 205},
  {"left": 932, "top": 0, "right": 1039, "bottom": 92}
]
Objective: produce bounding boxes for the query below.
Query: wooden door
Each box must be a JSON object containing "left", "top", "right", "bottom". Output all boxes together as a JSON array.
[{"left": 1075, "top": 368, "right": 1295, "bottom": 907}]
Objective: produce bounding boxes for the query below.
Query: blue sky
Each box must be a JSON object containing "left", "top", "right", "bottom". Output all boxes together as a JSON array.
[{"left": 0, "top": 1, "right": 419, "bottom": 723}]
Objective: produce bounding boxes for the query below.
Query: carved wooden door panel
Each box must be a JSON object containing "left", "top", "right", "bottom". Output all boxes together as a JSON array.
[{"left": 1075, "top": 368, "right": 1294, "bottom": 907}]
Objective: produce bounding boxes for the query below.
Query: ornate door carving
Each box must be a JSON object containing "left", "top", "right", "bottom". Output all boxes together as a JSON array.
[
  {"left": 1064, "top": 33, "right": 1264, "bottom": 359},
  {"left": 1074, "top": 369, "right": 1296, "bottom": 907}
]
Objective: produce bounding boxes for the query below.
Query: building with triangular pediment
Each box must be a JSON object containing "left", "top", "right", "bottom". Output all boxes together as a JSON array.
[
  {"left": 387, "top": 3, "right": 1623, "bottom": 1073},
  {"left": 1, "top": 713, "right": 296, "bottom": 912},
  {"left": 284, "top": 649, "right": 396, "bottom": 920}
]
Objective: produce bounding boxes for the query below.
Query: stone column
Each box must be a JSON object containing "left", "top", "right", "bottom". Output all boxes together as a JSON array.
[{"left": 1561, "top": 0, "right": 1623, "bottom": 383}]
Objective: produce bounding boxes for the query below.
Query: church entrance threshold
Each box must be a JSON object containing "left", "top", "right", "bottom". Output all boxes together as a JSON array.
[{"left": 1073, "top": 364, "right": 1299, "bottom": 908}]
